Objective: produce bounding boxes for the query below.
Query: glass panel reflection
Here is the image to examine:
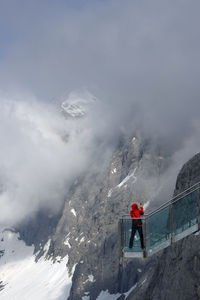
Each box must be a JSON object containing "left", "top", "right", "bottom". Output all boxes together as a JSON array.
[
  {"left": 173, "top": 190, "right": 198, "bottom": 236},
  {"left": 147, "top": 206, "right": 171, "bottom": 250}
]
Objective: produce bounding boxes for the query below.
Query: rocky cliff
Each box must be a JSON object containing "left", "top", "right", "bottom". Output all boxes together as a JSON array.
[
  {"left": 127, "top": 152, "right": 200, "bottom": 300},
  {"left": 15, "top": 135, "right": 200, "bottom": 300},
  {"left": 47, "top": 134, "right": 171, "bottom": 300}
]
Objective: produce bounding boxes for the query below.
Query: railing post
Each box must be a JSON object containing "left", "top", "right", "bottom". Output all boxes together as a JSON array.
[
  {"left": 143, "top": 216, "right": 147, "bottom": 258},
  {"left": 170, "top": 202, "right": 174, "bottom": 244},
  {"left": 198, "top": 183, "right": 200, "bottom": 231},
  {"left": 118, "top": 219, "right": 123, "bottom": 257}
]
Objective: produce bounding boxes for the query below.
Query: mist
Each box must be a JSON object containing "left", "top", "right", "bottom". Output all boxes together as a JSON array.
[
  {"left": 0, "top": 92, "right": 115, "bottom": 226},
  {"left": 0, "top": 0, "right": 200, "bottom": 224},
  {"left": 1, "top": 0, "right": 200, "bottom": 141}
]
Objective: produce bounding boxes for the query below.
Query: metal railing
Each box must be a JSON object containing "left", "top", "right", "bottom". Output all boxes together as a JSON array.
[{"left": 119, "top": 182, "right": 200, "bottom": 258}]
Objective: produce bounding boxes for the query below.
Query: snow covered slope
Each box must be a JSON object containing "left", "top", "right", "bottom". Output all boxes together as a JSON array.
[
  {"left": 0, "top": 228, "right": 72, "bottom": 300},
  {"left": 61, "top": 92, "right": 96, "bottom": 118}
]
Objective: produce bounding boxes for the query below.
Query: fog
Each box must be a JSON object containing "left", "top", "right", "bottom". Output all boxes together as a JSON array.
[
  {"left": 0, "top": 92, "right": 115, "bottom": 225},
  {"left": 0, "top": 0, "right": 200, "bottom": 224}
]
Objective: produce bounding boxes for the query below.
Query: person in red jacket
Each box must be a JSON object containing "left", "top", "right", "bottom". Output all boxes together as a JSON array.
[{"left": 129, "top": 203, "right": 144, "bottom": 249}]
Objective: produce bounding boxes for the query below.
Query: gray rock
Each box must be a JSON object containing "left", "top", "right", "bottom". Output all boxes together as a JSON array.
[
  {"left": 14, "top": 132, "right": 192, "bottom": 299},
  {"left": 49, "top": 134, "right": 171, "bottom": 299},
  {"left": 127, "top": 151, "right": 200, "bottom": 300}
]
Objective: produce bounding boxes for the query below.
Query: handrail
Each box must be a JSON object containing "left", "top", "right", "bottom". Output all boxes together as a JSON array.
[
  {"left": 122, "top": 181, "right": 200, "bottom": 219},
  {"left": 121, "top": 215, "right": 146, "bottom": 220},
  {"left": 172, "top": 183, "right": 199, "bottom": 203},
  {"left": 148, "top": 183, "right": 200, "bottom": 217},
  {"left": 120, "top": 181, "right": 200, "bottom": 258},
  {"left": 172, "top": 181, "right": 200, "bottom": 198}
]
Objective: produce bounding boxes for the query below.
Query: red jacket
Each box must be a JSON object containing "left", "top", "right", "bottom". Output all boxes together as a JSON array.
[{"left": 130, "top": 203, "right": 144, "bottom": 219}]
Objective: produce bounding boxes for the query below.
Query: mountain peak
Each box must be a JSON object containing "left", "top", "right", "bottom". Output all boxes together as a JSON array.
[{"left": 61, "top": 92, "right": 96, "bottom": 118}]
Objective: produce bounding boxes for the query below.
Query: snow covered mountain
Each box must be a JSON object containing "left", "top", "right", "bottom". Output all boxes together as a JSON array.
[
  {"left": 0, "top": 132, "right": 172, "bottom": 300},
  {"left": 61, "top": 92, "right": 96, "bottom": 118},
  {"left": 0, "top": 228, "right": 71, "bottom": 300},
  {"left": 49, "top": 134, "right": 172, "bottom": 300},
  {"left": 1, "top": 120, "right": 199, "bottom": 300}
]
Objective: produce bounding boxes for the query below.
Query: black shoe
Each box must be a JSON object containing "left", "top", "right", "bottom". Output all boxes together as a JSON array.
[{"left": 143, "top": 250, "right": 147, "bottom": 258}]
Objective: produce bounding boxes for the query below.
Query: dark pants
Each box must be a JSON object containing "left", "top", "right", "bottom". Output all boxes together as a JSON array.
[{"left": 129, "top": 220, "right": 144, "bottom": 249}]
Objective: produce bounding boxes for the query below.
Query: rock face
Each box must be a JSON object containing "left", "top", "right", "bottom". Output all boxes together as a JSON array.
[
  {"left": 126, "top": 234, "right": 200, "bottom": 300},
  {"left": 175, "top": 152, "right": 200, "bottom": 195},
  {"left": 16, "top": 208, "right": 62, "bottom": 257},
  {"left": 15, "top": 133, "right": 200, "bottom": 299},
  {"left": 47, "top": 134, "right": 171, "bottom": 300},
  {"left": 127, "top": 152, "right": 200, "bottom": 300}
]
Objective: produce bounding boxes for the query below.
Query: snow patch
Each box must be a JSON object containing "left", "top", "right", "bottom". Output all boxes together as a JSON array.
[
  {"left": 111, "top": 168, "right": 117, "bottom": 174},
  {"left": 82, "top": 296, "right": 90, "bottom": 300},
  {"left": 79, "top": 237, "right": 85, "bottom": 244},
  {"left": 88, "top": 275, "right": 95, "bottom": 282},
  {"left": 83, "top": 274, "right": 95, "bottom": 285},
  {"left": 123, "top": 278, "right": 147, "bottom": 299},
  {"left": 97, "top": 290, "right": 121, "bottom": 300},
  {"left": 0, "top": 228, "right": 72, "bottom": 300},
  {"left": 55, "top": 255, "right": 63, "bottom": 262},
  {"left": 107, "top": 189, "right": 113, "bottom": 198},
  {"left": 117, "top": 167, "right": 137, "bottom": 188},
  {"left": 61, "top": 91, "right": 96, "bottom": 118},
  {"left": 43, "top": 239, "right": 51, "bottom": 254},
  {"left": 71, "top": 208, "right": 77, "bottom": 217},
  {"left": 64, "top": 236, "right": 71, "bottom": 248},
  {"left": 124, "top": 283, "right": 137, "bottom": 298},
  {"left": 132, "top": 136, "right": 136, "bottom": 143},
  {"left": 141, "top": 278, "right": 147, "bottom": 285}
]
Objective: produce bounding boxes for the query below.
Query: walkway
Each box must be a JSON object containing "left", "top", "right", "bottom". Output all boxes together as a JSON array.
[{"left": 119, "top": 182, "right": 200, "bottom": 258}]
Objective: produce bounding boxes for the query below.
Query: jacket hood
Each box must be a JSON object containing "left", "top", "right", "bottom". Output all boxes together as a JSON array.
[{"left": 132, "top": 203, "right": 138, "bottom": 211}]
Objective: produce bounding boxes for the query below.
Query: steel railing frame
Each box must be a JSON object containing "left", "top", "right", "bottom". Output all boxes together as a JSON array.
[{"left": 120, "top": 181, "right": 200, "bottom": 257}]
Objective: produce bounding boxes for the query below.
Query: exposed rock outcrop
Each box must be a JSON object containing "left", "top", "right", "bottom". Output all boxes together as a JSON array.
[
  {"left": 14, "top": 135, "right": 200, "bottom": 300},
  {"left": 175, "top": 152, "right": 200, "bottom": 195},
  {"left": 49, "top": 134, "right": 170, "bottom": 299},
  {"left": 127, "top": 152, "right": 200, "bottom": 300}
]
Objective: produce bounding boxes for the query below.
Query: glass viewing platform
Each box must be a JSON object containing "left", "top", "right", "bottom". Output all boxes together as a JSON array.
[{"left": 119, "top": 182, "right": 200, "bottom": 258}]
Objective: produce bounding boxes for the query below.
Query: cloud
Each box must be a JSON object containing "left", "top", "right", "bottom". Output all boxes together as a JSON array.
[
  {"left": 1, "top": 0, "right": 200, "bottom": 222},
  {"left": 0, "top": 0, "right": 200, "bottom": 137},
  {"left": 0, "top": 91, "right": 115, "bottom": 226}
]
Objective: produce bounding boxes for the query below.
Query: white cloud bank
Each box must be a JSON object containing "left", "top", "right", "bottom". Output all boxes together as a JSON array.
[
  {"left": 0, "top": 91, "right": 113, "bottom": 226},
  {"left": 1, "top": 0, "right": 200, "bottom": 225}
]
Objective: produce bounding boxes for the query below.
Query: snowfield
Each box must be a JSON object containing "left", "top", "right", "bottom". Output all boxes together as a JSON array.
[
  {"left": 96, "top": 290, "right": 121, "bottom": 300},
  {"left": 0, "top": 228, "right": 72, "bottom": 300}
]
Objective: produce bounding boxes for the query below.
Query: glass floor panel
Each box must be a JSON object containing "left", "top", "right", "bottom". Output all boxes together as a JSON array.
[{"left": 122, "top": 219, "right": 143, "bottom": 253}]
